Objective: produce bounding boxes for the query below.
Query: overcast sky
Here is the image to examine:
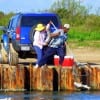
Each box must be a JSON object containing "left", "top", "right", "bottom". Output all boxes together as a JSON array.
[{"left": 0, "top": 0, "right": 99, "bottom": 14}]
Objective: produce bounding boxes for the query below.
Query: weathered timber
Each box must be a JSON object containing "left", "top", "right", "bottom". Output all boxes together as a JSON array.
[
  {"left": 0, "top": 64, "right": 100, "bottom": 91},
  {"left": 0, "top": 64, "right": 25, "bottom": 91},
  {"left": 0, "top": 43, "right": 8, "bottom": 64},
  {"left": 30, "top": 65, "right": 53, "bottom": 91},
  {"left": 60, "top": 67, "right": 75, "bottom": 90},
  {"left": 88, "top": 65, "right": 100, "bottom": 90}
]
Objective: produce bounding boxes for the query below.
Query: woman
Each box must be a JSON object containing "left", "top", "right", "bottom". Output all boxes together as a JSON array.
[{"left": 33, "top": 23, "right": 47, "bottom": 68}]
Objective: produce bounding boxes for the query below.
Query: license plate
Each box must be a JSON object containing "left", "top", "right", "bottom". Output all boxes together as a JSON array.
[{"left": 21, "top": 46, "right": 30, "bottom": 51}]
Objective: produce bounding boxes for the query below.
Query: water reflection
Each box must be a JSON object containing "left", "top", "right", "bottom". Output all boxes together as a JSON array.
[{"left": 0, "top": 91, "right": 100, "bottom": 100}]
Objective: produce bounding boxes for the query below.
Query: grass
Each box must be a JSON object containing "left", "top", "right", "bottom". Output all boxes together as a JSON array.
[
  {"left": 0, "top": 27, "right": 100, "bottom": 48},
  {"left": 67, "top": 28, "right": 100, "bottom": 48},
  {"left": 68, "top": 40, "right": 100, "bottom": 48}
]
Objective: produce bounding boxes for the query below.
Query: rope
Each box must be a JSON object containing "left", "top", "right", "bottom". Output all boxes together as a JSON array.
[
  {"left": 67, "top": 44, "right": 91, "bottom": 89},
  {"left": 67, "top": 44, "right": 78, "bottom": 62},
  {"left": 66, "top": 44, "right": 89, "bottom": 77}
]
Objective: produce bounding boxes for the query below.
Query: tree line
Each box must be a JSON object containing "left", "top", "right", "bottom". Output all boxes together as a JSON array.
[
  {"left": 0, "top": 0, "right": 100, "bottom": 42},
  {"left": 49, "top": 0, "right": 100, "bottom": 41}
]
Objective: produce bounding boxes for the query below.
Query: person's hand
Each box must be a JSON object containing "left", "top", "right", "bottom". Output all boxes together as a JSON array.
[
  {"left": 49, "top": 20, "right": 53, "bottom": 24},
  {"left": 43, "top": 42, "right": 48, "bottom": 46},
  {"left": 46, "top": 24, "right": 50, "bottom": 31}
]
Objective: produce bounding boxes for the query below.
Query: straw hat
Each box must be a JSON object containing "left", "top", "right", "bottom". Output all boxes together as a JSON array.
[{"left": 35, "top": 24, "right": 45, "bottom": 31}]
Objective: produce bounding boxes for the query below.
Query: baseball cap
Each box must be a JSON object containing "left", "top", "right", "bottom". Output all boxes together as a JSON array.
[{"left": 64, "top": 24, "right": 70, "bottom": 29}]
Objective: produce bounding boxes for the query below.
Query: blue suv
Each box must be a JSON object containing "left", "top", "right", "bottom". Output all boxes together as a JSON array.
[{"left": 1, "top": 13, "right": 62, "bottom": 65}]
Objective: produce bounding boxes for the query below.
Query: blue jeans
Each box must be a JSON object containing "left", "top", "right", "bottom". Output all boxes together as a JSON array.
[
  {"left": 33, "top": 46, "right": 43, "bottom": 64},
  {"left": 38, "top": 46, "right": 66, "bottom": 67}
]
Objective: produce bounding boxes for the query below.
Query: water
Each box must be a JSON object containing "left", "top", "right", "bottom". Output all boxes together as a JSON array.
[{"left": 0, "top": 91, "right": 100, "bottom": 100}]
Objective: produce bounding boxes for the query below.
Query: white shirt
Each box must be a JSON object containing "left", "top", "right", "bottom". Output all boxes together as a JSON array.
[{"left": 33, "top": 31, "right": 46, "bottom": 49}]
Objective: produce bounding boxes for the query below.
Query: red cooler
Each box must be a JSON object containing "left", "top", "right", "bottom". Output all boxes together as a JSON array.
[
  {"left": 54, "top": 55, "right": 59, "bottom": 66},
  {"left": 62, "top": 56, "right": 74, "bottom": 67}
]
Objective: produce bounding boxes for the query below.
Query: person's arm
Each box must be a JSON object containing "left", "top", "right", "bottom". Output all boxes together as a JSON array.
[
  {"left": 43, "top": 31, "right": 60, "bottom": 46},
  {"left": 50, "top": 32, "right": 60, "bottom": 37},
  {"left": 50, "top": 29, "right": 64, "bottom": 38}
]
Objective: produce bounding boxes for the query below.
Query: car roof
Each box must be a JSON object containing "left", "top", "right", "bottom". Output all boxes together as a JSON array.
[
  {"left": 20, "top": 12, "right": 58, "bottom": 16},
  {"left": 11, "top": 12, "right": 59, "bottom": 20}
]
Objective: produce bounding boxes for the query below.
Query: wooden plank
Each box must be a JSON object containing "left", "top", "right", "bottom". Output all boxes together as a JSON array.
[
  {"left": 96, "top": 67, "right": 100, "bottom": 89},
  {"left": 0, "top": 64, "right": 2, "bottom": 89},
  {"left": 0, "top": 63, "right": 100, "bottom": 91},
  {"left": 89, "top": 66, "right": 100, "bottom": 90},
  {"left": 29, "top": 64, "right": 34, "bottom": 91},
  {"left": 39, "top": 67, "right": 53, "bottom": 91},
  {"left": 32, "top": 67, "right": 53, "bottom": 91},
  {"left": 31, "top": 67, "right": 41, "bottom": 90},
  {"left": 60, "top": 67, "right": 75, "bottom": 90},
  {"left": 2, "top": 65, "right": 11, "bottom": 90},
  {"left": 89, "top": 66, "right": 97, "bottom": 89},
  {"left": 15, "top": 65, "right": 25, "bottom": 90},
  {"left": 1, "top": 64, "right": 25, "bottom": 91}
]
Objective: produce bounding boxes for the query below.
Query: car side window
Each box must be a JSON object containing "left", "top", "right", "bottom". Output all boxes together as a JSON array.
[
  {"left": 12, "top": 18, "right": 18, "bottom": 30},
  {"left": 8, "top": 19, "right": 13, "bottom": 30}
]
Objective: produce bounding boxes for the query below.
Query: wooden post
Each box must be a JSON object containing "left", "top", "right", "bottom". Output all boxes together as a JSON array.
[
  {"left": 15, "top": 64, "right": 25, "bottom": 90},
  {"left": 32, "top": 66, "right": 53, "bottom": 91},
  {"left": 1, "top": 64, "right": 25, "bottom": 91},
  {"left": 89, "top": 65, "right": 100, "bottom": 90},
  {"left": 60, "top": 67, "right": 75, "bottom": 90},
  {"left": 0, "top": 64, "right": 3, "bottom": 90},
  {"left": 96, "top": 67, "right": 100, "bottom": 89},
  {"left": 90, "top": 66, "right": 97, "bottom": 89},
  {"left": 31, "top": 67, "right": 40, "bottom": 90}
]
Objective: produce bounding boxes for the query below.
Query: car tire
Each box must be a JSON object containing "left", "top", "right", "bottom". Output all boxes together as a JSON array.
[
  {"left": 0, "top": 43, "right": 8, "bottom": 64},
  {"left": 29, "top": 25, "right": 36, "bottom": 43},
  {"left": 8, "top": 43, "right": 19, "bottom": 66}
]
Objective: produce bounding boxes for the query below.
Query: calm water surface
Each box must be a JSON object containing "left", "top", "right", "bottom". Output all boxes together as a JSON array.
[{"left": 0, "top": 91, "right": 100, "bottom": 100}]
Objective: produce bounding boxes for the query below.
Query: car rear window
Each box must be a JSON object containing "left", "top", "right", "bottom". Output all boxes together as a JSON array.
[{"left": 21, "top": 16, "right": 60, "bottom": 27}]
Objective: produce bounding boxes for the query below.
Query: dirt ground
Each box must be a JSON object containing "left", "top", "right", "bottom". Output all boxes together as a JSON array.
[
  {"left": 69, "top": 47, "right": 100, "bottom": 64},
  {"left": 19, "top": 47, "right": 100, "bottom": 65}
]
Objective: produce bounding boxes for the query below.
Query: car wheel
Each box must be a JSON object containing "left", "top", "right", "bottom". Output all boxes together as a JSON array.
[
  {"left": 0, "top": 43, "right": 8, "bottom": 64},
  {"left": 29, "top": 25, "right": 36, "bottom": 43},
  {"left": 8, "top": 43, "right": 19, "bottom": 66}
]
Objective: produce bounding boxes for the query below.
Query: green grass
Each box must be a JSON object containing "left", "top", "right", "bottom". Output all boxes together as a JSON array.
[
  {"left": 69, "top": 31, "right": 100, "bottom": 41},
  {"left": 68, "top": 40, "right": 100, "bottom": 48},
  {"left": 67, "top": 28, "right": 100, "bottom": 48}
]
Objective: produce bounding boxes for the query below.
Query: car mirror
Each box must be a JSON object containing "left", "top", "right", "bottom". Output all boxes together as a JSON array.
[{"left": 0, "top": 26, "right": 7, "bottom": 33}]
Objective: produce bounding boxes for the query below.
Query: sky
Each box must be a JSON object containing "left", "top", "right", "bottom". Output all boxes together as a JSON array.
[{"left": 0, "top": 0, "right": 99, "bottom": 14}]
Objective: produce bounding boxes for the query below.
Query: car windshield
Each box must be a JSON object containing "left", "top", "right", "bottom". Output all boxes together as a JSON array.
[{"left": 21, "top": 15, "right": 60, "bottom": 28}]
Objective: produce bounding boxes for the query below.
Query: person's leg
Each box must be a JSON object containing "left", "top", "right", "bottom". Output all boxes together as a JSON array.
[
  {"left": 57, "top": 47, "right": 65, "bottom": 65},
  {"left": 38, "top": 47, "right": 56, "bottom": 67},
  {"left": 64, "top": 44, "right": 66, "bottom": 55},
  {"left": 33, "top": 46, "right": 43, "bottom": 64},
  {"left": 42, "top": 45, "right": 48, "bottom": 55}
]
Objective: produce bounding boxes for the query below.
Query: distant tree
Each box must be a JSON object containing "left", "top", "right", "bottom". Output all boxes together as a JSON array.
[
  {"left": 49, "top": 0, "right": 88, "bottom": 25},
  {"left": 0, "top": 11, "right": 4, "bottom": 19},
  {"left": 0, "top": 11, "right": 14, "bottom": 25}
]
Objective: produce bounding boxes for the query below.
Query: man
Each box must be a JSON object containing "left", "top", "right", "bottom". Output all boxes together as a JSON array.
[{"left": 34, "top": 23, "right": 70, "bottom": 68}]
